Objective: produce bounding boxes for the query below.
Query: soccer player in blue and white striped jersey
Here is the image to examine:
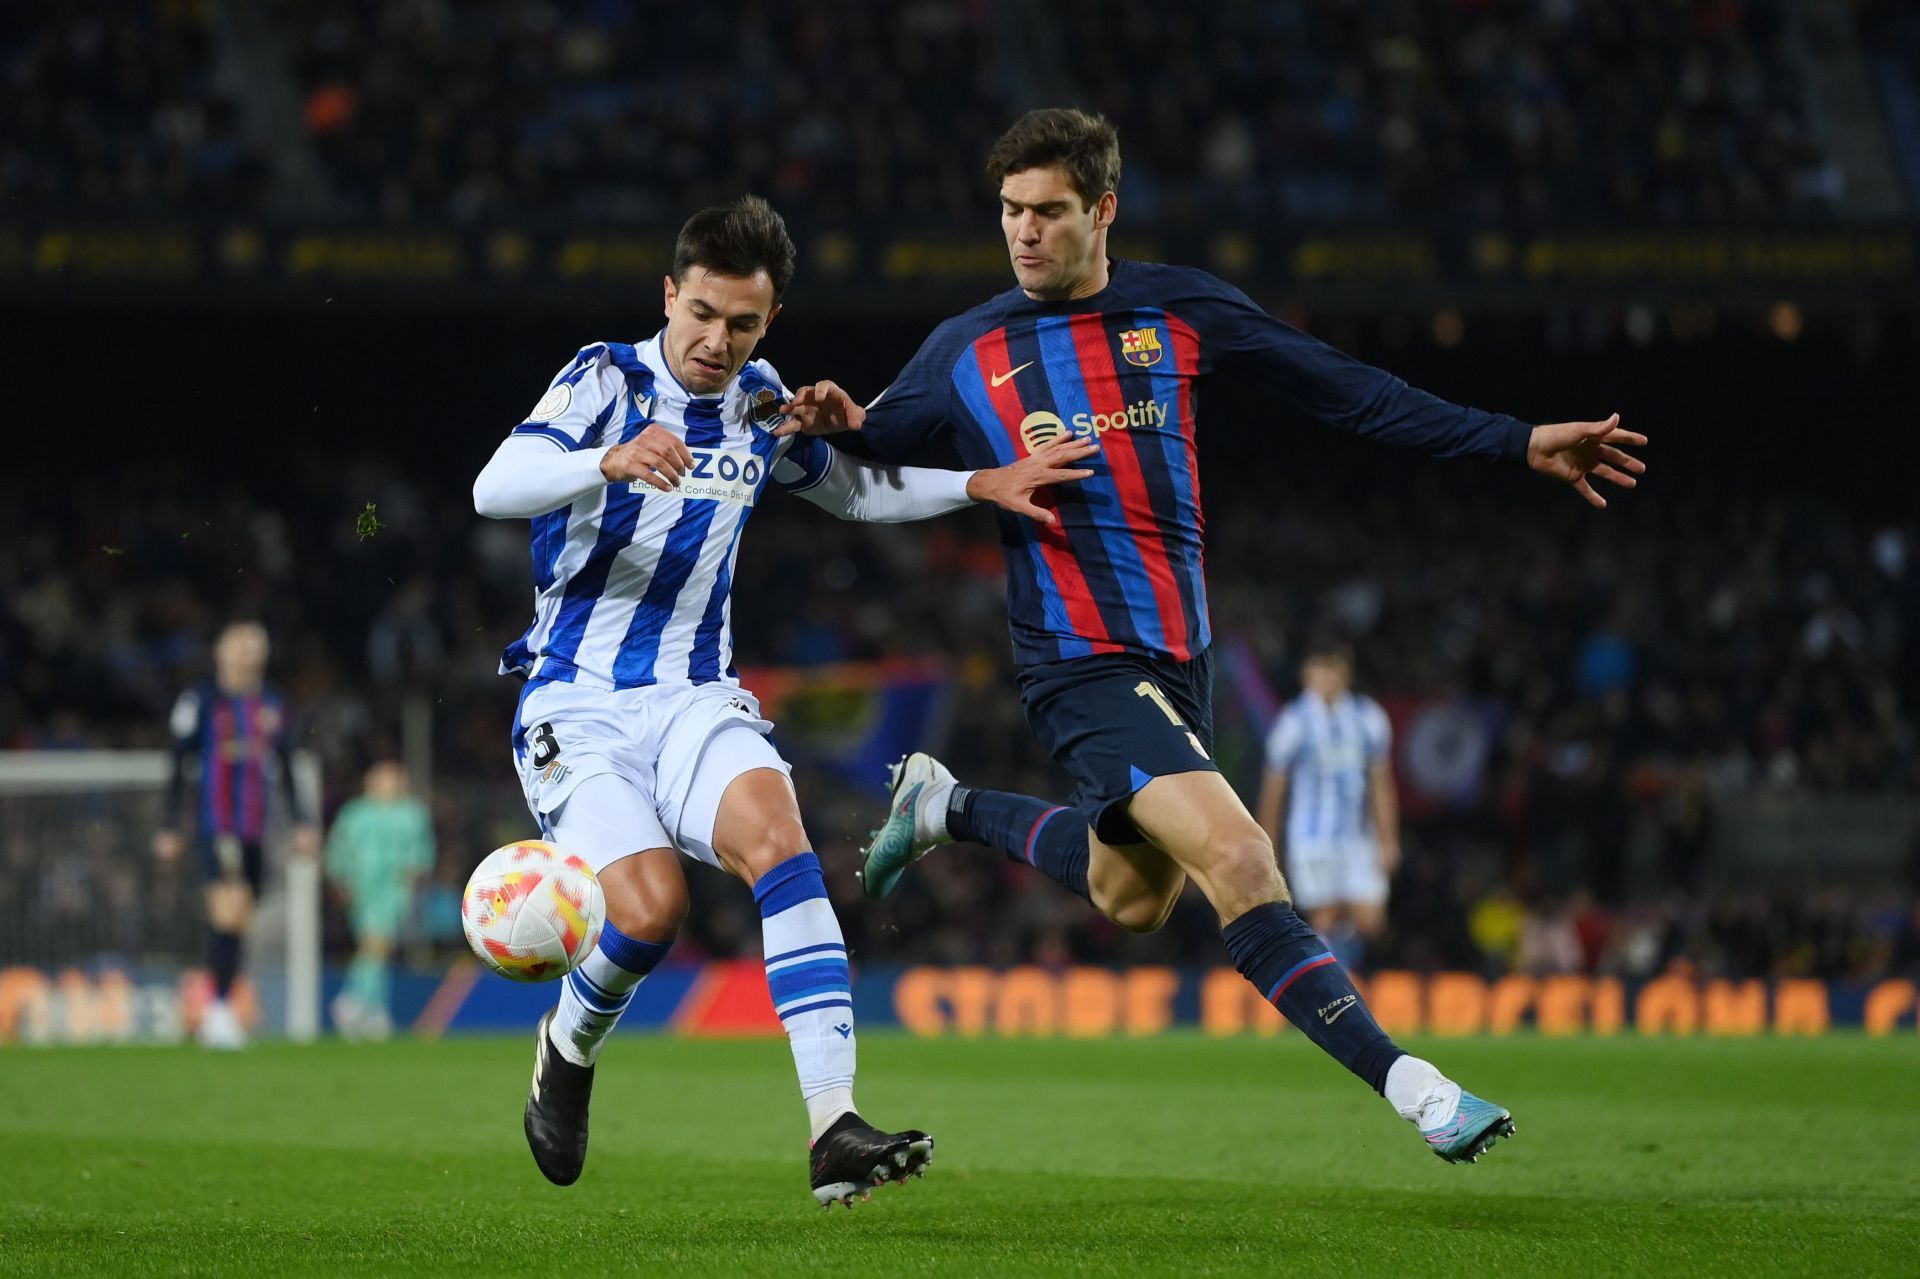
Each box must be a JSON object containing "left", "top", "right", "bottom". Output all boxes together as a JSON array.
[
  {"left": 1255, "top": 644, "right": 1399, "bottom": 968},
  {"left": 472, "top": 196, "right": 1091, "bottom": 1207}
]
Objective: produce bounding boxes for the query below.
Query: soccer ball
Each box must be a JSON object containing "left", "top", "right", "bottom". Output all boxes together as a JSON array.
[{"left": 461, "top": 840, "right": 605, "bottom": 982}]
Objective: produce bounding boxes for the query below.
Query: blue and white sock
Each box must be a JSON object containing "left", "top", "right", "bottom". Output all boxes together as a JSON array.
[
  {"left": 549, "top": 920, "right": 671, "bottom": 1068},
  {"left": 753, "top": 852, "right": 857, "bottom": 1142}
]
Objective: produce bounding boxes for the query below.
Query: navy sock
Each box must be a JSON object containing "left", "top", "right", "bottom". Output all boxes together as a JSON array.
[
  {"left": 1222, "top": 902, "right": 1404, "bottom": 1094},
  {"left": 949, "top": 787, "right": 1090, "bottom": 902},
  {"left": 209, "top": 930, "right": 242, "bottom": 1000}
]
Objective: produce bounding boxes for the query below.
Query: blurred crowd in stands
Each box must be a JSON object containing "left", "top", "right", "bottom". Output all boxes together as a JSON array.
[
  {"left": 1066, "top": 0, "right": 1838, "bottom": 223},
  {"left": 1858, "top": 0, "right": 1920, "bottom": 211},
  {"left": 281, "top": 0, "right": 1004, "bottom": 225},
  {"left": 1, "top": 0, "right": 1880, "bottom": 224},
  {"left": 5, "top": 0, "right": 1918, "bottom": 982},
  {"left": 0, "top": 4, "right": 270, "bottom": 214},
  {"left": 4, "top": 391, "right": 1916, "bottom": 980}
]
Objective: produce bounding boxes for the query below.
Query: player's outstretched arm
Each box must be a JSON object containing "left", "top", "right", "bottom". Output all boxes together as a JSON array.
[
  {"left": 473, "top": 435, "right": 614, "bottom": 519},
  {"left": 473, "top": 426, "right": 696, "bottom": 519},
  {"left": 965, "top": 438, "right": 1098, "bottom": 526},
  {"left": 1197, "top": 273, "right": 1649, "bottom": 499},
  {"left": 785, "top": 437, "right": 1095, "bottom": 524},
  {"left": 1525, "top": 414, "right": 1647, "bottom": 509},
  {"left": 773, "top": 381, "right": 865, "bottom": 438}
]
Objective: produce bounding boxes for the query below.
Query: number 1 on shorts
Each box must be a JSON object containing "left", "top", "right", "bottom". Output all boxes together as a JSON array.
[
  {"left": 1133, "top": 680, "right": 1183, "bottom": 726},
  {"left": 1133, "top": 680, "right": 1211, "bottom": 760}
]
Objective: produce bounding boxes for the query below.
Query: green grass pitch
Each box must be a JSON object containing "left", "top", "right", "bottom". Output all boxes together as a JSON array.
[{"left": 3, "top": 1032, "right": 1916, "bottom": 1276}]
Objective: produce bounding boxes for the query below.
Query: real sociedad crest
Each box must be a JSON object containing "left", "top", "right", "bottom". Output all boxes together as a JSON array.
[
  {"left": 1119, "top": 327, "right": 1163, "bottom": 368},
  {"left": 748, "top": 386, "right": 786, "bottom": 429}
]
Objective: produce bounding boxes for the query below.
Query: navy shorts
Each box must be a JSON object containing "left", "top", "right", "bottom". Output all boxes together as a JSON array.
[
  {"left": 1017, "top": 647, "right": 1218, "bottom": 846},
  {"left": 199, "top": 834, "right": 265, "bottom": 893}
]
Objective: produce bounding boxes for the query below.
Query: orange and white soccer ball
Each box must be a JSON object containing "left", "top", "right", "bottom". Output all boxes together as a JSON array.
[{"left": 460, "top": 840, "right": 605, "bottom": 982}]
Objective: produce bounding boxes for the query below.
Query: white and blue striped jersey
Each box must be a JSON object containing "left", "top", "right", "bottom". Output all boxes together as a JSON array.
[
  {"left": 1265, "top": 691, "right": 1392, "bottom": 844},
  {"left": 498, "top": 332, "right": 839, "bottom": 690}
]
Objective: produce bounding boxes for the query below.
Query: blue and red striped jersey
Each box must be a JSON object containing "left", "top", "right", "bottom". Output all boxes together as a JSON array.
[
  {"left": 165, "top": 683, "right": 301, "bottom": 841},
  {"left": 854, "top": 260, "right": 1533, "bottom": 667}
]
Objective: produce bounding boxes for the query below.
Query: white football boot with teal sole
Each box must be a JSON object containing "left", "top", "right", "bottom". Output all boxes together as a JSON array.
[
  {"left": 859, "top": 753, "right": 957, "bottom": 898},
  {"left": 1420, "top": 1090, "right": 1516, "bottom": 1164}
]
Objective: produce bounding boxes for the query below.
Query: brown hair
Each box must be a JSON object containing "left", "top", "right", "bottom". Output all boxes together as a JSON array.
[
  {"left": 1303, "top": 640, "right": 1355, "bottom": 670},
  {"left": 985, "top": 108, "right": 1121, "bottom": 208},
  {"left": 672, "top": 194, "right": 797, "bottom": 298}
]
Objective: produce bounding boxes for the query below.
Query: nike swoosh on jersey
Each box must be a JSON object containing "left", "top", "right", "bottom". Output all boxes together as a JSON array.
[{"left": 990, "top": 361, "right": 1034, "bottom": 388}]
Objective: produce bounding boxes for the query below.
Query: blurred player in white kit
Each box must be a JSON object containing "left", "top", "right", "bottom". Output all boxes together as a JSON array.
[{"left": 1255, "top": 643, "right": 1399, "bottom": 971}]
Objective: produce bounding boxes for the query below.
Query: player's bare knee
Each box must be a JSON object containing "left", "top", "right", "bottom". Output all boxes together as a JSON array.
[
  {"left": 1106, "top": 889, "right": 1177, "bottom": 935},
  {"left": 1105, "top": 887, "right": 1159, "bottom": 937},
  {"left": 725, "top": 820, "right": 812, "bottom": 887},
  {"left": 599, "top": 854, "right": 689, "bottom": 944},
  {"left": 206, "top": 882, "right": 252, "bottom": 932},
  {"left": 604, "top": 880, "right": 686, "bottom": 944},
  {"left": 1204, "top": 834, "right": 1286, "bottom": 919}
]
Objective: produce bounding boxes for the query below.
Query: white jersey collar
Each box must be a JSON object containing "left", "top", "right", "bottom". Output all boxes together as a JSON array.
[{"left": 643, "top": 329, "right": 730, "bottom": 404}]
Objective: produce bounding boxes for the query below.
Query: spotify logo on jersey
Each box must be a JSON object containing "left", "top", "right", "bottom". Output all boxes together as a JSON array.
[
  {"left": 1019, "top": 399, "right": 1170, "bottom": 453},
  {"left": 1019, "top": 411, "right": 1078, "bottom": 452}
]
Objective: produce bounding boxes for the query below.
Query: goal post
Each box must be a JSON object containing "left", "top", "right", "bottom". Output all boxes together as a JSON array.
[{"left": 0, "top": 749, "right": 323, "bottom": 1045}]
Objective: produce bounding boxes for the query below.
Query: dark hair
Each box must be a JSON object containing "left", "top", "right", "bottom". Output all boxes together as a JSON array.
[
  {"left": 672, "top": 194, "right": 796, "bottom": 298},
  {"left": 1303, "top": 640, "right": 1355, "bottom": 668},
  {"left": 986, "top": 108, "right": 1122, "bottom": 208}
]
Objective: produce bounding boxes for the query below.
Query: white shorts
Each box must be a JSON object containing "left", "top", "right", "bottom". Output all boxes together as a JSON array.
[
  {"left": 510, "top": 679, "right": 792, "bottom": 872},
  {"left": 1285, "top": 837, "right": 1389, "bottom": 912}
]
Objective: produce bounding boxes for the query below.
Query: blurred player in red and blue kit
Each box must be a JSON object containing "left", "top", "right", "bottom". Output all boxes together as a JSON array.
[
  {"left": 155, "top": 621, "right": 318, "bottom": 1048},
  {"left": 782, "top": 108, "right": 1647, "bottom": 1165}
]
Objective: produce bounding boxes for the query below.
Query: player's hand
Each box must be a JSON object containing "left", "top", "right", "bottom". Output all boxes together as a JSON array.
[
  {"left": 1526, "top": 413, "right": 1646, "bottom": 509},
  {"left": 966, "top": 438, "right": 1099, "bottom": 526},
  {"left": 292, "top": 825, "right": 321, "bottom": 860},
  {"left": 600, "top": 424, "right": 695, "bottom": 491},
  {"left": 772, "top": 381, "right": 865, "bottom": 438},
  {"left": 1379, "top": 839, "right": 1402, "bottom": 879},
  {"left": 153, "top": 830, "right": 185, "bottom": 863}
]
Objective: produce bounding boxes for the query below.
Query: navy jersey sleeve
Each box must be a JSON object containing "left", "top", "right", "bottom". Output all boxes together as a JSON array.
[
  {"left": 850, "top": 318, "right": 973, "bottom": 465},
  {"left": 1183, "top": 272, "right": 1533, "bottom": 461}
]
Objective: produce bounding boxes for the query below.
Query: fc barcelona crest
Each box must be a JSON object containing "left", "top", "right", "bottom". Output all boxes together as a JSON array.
[{"left": 1119, "top": 327, "right": 1163, "bottom": 368}]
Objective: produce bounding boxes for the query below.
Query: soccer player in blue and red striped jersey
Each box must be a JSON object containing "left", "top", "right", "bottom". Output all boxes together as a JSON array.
[
  {"left": 780, "top": 108, "right": 1647, "bottom": 1165},
  {"left": 155, "top": 621, "right": 318, "bottom": 1048}
]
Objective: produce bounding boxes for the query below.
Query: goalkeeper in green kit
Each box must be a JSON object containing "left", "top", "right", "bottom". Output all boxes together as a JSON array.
[{"left": 326, "top": 760, "right": 435, "bottom": 1040}]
